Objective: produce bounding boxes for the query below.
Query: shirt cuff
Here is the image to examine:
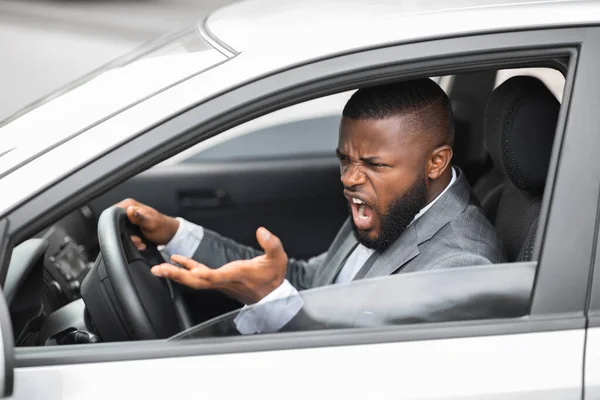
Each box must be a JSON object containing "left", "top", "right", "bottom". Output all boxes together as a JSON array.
[
  {"left": 161, "top": 217, "right": 205, "bottom": 259},
  {"left": 234, "top": 279, "right": 304, "bottom": 335}
]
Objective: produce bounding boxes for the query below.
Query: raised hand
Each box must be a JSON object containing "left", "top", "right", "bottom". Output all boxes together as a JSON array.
[{"left": 150, "top": 227, "right": 288, "bottom": 305}]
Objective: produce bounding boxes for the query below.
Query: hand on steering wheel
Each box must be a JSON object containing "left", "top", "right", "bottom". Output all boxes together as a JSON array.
[
  {"left": 96, "top": 206, "right": 192, "bottom": 340},
  {"left": 115, "top": 198, "right": 180, "bottom": 247}
]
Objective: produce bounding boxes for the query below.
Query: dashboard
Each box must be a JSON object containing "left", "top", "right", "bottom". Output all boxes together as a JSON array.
[
  {"left": 38, "top": 205, "right": 98, "bottom": 311},
  {"left": 5, "top": 205, "right": 101, "bottom": 346}
]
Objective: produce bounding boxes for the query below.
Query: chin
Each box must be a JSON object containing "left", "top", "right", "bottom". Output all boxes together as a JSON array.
[
  {"left": 353, "top": 227, "right": 380, "bottom": 247},
  {"left": 365, "top": 230, "right": 379, "bottom": 240}
]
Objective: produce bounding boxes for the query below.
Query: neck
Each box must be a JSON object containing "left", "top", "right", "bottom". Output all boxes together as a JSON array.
[{"left": 425, "top": 167, "right": 453, "bottom": 205}]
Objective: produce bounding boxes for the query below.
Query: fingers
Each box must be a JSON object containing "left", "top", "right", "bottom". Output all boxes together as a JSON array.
[
  {"left": 114, "top": 198, "right": 140, "bottom": 210},
  {"left": 256, "top": 227, "right": 286, "bottom": 261},
  {"left": 170, "top": 254, "right": 204, "bottom": 271},
  {"left": 151, "top": 258, "right": 226, "bottom": 289},
  {"left": 114, "top": 198, "right": 148, "bottom": 228},
  {"left": 151, "top": 263, "right": 209, "bottom": 289},
  {"left": 169, "top": 255, "right": 224, "bottom": 284},
  {"left": 131, "top": 235, "right": 146, "bottom": 251}
]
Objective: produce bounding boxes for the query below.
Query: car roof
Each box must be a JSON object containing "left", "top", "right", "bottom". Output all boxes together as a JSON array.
[{"left": 206, "top": 0, "right": 600, "bottom": 53}]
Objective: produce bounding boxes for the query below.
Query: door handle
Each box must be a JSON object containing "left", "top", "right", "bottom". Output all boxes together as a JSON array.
[{"left": 179, "top": 189, "right": 229, "bottom": 209}]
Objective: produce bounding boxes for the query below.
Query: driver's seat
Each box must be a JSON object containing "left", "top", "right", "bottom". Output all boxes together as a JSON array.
[{"left": 483, "top": 76, "right": 560, "bottom": 262}]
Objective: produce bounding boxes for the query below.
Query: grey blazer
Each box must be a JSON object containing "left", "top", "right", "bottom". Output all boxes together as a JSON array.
[{"left": 192, "top": 169, "right": 506, "bottom": 290}]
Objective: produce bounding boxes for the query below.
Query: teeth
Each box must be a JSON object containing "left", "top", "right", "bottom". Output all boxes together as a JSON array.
[
  {"left": 352, "top": 198, "right": 364, "bottom": 204},
  {"left": 358, "top": 204, "right": 368, "bottom": 220}
]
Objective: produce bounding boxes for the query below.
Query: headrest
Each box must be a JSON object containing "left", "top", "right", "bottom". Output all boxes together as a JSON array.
[{"left": 484, "top": 76, "right": 560, "bottom": 195}]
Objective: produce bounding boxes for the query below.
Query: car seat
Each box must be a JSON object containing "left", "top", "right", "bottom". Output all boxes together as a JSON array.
[{"left": 481, "top": 76, "right": 560, "bottom": 261}]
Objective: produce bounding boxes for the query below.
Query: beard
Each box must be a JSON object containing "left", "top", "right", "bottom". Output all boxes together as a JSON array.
[{"left": 350, "top": 176, "right": 427, "bottom": 252}]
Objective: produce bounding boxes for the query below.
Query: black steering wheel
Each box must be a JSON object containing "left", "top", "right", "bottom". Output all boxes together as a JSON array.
[{"left": 95, "top": 206, "right": 193, "bottom": 340}]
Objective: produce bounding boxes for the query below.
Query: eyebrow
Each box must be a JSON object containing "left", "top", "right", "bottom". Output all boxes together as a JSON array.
[
  {"left": 336, "top": 149, "right": 384, "bottom": 163},
  {"left": 360, "top": 156, "right": 384, "bottom": 163}
]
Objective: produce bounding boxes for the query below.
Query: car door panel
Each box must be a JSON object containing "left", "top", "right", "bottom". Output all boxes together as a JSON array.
[
  {"left": 585, "top": 327, "right": 600, "bottom": 399},
  {"left": 89, "top": 157, "right": 347, "bottom": 260},
  {"left": 11, "top": 329, "right": 584, "bottom": 400}
]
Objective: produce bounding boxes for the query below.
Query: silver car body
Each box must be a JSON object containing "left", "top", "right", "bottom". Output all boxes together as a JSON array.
[{"left": 0, "top": 0, "right": 598, "bottom": 398}]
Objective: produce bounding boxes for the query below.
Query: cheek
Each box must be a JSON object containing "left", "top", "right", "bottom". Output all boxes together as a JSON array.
[{"left": 370, "top": 171, "right": 415, "bottom": 211}]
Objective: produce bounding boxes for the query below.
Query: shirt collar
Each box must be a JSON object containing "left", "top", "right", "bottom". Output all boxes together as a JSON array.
[{"left": 412, "top": 166, "right": 457, "bottom": 223}]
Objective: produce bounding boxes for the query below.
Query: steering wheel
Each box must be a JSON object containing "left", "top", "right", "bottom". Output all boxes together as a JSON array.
[{"left": 96, "top": 206, "right": 193, "bottom": 340}]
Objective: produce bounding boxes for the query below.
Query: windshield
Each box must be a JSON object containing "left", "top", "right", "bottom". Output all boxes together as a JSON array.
[
  {"left": 0, "top": 25, "right": 227, "bottom": 178},
  {"left": 170, "top": 263, "right": 533, "bottom": 340}
]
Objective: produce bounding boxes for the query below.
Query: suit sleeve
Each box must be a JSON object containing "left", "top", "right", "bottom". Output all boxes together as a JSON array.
[
  {"left": 192, "top": 227, "right": 327, "bottom": 290},
  {"left": 430, "top": 252, "right": 496, "bottom": 270}
]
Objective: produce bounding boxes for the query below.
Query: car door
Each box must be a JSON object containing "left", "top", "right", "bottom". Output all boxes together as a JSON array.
[
  {"left": 1, "top": 27, "right": 596, "bottom": 400},
  {"left": 585, "top": 220, "right": 600, "bottom": 398},
  {"left": 586, "top": 264, "right": 600, "bottom": 398}
]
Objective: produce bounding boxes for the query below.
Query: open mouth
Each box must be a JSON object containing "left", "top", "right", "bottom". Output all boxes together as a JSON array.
[
  {"left": 349, "top": 196, "right": 375, "bottom": 230},
  {"left": 353, "top": 197, "right": 369, "bottom": 220}
]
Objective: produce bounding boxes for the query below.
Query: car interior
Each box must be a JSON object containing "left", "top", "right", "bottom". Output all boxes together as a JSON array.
[{"left": 3, "top": 62, "right": 566, "bottom": 347}]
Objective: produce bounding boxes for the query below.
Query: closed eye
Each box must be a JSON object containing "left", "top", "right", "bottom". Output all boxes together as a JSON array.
[
  {"left": 367, "top": 161, "right": 389, "bottom": 168},
  {"left": 336, "top": 150, "right": 349, "bottom": 163},
  {"left": 360, "top": 156, "right": 389, "bottom": 168}
]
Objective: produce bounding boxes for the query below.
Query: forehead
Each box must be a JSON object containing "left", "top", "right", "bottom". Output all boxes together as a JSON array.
[{"left": 338, "top": 116, "right": 423, "bottom": 154}]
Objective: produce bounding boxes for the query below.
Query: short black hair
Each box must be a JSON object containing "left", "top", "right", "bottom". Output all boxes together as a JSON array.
[{"left": 342, "top": 79, "right": 455, "bottom": 147}]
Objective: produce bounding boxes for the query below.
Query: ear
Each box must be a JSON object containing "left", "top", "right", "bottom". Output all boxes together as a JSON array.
[{"left": 427, "top": 145, "right": 453, "bottom": 180}]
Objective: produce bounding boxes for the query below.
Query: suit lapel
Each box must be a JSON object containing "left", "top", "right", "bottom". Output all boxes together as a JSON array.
[
  {"left": 316, "top": 231, "right": 358, "bottom": 286},
  {"left": 413, "top": 170, "right": 471, "bottom": 244},
  {"left": 361, "top": 224, "right": 420, "bottom": 279},
  {"left": 357, "top": 168, "right": 472, "bottom": 279}
]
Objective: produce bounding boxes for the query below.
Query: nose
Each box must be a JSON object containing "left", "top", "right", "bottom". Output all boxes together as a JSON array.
[{"left": 341, "top": 163, "right": 366, "bottom": 189}]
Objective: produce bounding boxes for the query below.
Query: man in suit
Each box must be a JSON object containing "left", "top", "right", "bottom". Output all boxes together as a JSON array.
[{"left": 118, "top": 78, "right": 505, "bottom": 334}]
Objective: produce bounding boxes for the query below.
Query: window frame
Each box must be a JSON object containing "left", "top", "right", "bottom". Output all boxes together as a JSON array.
[
  {"left": 580, "top": 29, "right": 600, "bottom": 328},
  {"left": 3, "top": 27, "right": 594, "bottom": 367}
]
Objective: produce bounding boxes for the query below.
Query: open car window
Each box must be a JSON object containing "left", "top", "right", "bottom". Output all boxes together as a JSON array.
[
  {"left": 7, "top": 61, "right": 568, "bottom": 347},
  {"left": 159, "top": 76, "right": 454, "bottom": 165},
  {"left": 171, "top": 262, "right": 534, "bottom": 340},
  {"left": 495, "top": 67, "right": 565, "bottom": 102}
]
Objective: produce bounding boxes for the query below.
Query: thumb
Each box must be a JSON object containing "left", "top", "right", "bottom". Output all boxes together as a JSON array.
[
  {"left": 126, "top": 206, "right": 146, "bottom": 227},
  {"left": 256, "top": 227, "right": 286, "bottom": 260}
]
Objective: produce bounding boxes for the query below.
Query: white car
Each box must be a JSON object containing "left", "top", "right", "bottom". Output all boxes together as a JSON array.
[{"left": 0, "top": 0, "right": 598, "bottom": 398}]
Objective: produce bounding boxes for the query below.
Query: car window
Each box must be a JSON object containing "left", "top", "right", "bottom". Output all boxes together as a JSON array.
[
  {"left": 159, "top": 77, "right": 452, "bottom": 165},
  {"left": 9, "top": 64, "right": 570, "bottom": 348},
  {"left": 167, "top": 65, "right": 567, "bottom": 338},
  {"left": 183, "top": 92, "right": 352, "bottom": 162},
  {"left": 495, "top": 67, "right": 565, "bottom": 102},
  {"left": 159, "top": 91, "right": 354, "bottom": 165}
]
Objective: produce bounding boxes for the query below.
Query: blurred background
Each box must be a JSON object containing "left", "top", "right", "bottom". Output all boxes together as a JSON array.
[{"left": 0, "top": 0, "right": 232, "bottom": 122}]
